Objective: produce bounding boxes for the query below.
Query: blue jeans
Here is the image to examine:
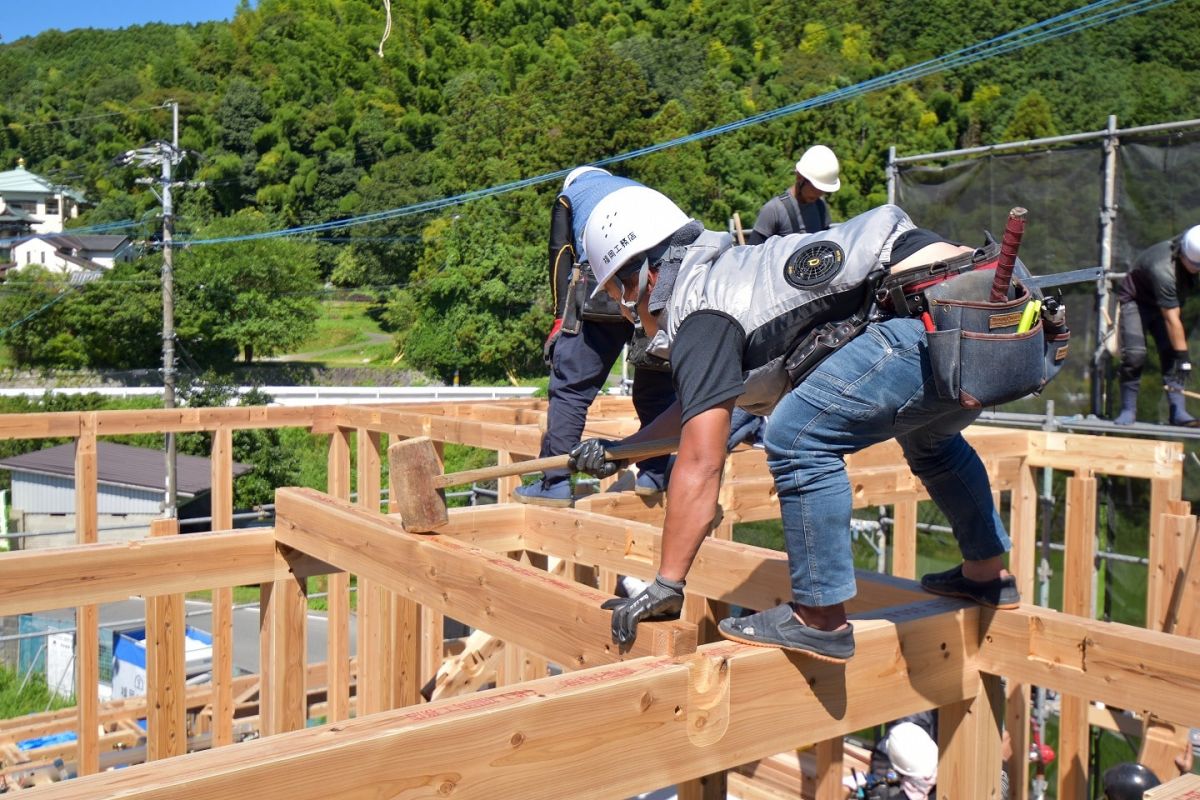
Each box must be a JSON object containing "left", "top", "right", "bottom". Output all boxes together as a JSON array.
[
  {"left": 542, "top": 320, "right": 675, "bottom": 482},
  {"left": 764, "top": 317, "right": 1011, "bottom": 607}
]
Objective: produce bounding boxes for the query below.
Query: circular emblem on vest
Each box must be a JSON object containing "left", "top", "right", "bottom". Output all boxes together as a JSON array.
[{"left": 783, "top": 241, "right": 845, "bottom": 288}]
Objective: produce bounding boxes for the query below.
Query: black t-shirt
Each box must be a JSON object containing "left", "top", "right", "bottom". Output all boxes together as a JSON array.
[{"left": 671, "top": 311, "right": 746, "bottom": 425}]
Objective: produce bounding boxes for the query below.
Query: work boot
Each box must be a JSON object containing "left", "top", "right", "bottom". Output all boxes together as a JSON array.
[
  {"left": 1165, "top": 379, "right": 1200, "bottom": 427},
  {"left": 1114, "top": 381, "right": 1139, "bottom": 425},
  {"left": 513, "top": 477, "right": 573, "bottom": 508}
]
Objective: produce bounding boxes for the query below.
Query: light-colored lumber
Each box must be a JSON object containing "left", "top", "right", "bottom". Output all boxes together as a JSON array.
[
  {"left": 1144, "top": 773, "right": 1200, "bottom": 799},
  {"left": 1025, "top": 431, "right": 1182, "bottom": 478},
  {"left": 0, "top": 530, "right": 321, "bottom": 616},
  {"left": 813, "top": 739, "right": 843, "bottom": 800},
  {"left": 938, "top": 673, "right": 1004, "bottom": 799},
  {"left": 74, "top": 414, "right": 98, "bottom": 777},
  {"left": 427, "top": 630, "right": 503, "bottom": 701},
  {"left": 273, "top": 488, "right": 697, "bottom": 665},
  {"left": 325, "top": 427, "right": 352, "bottom": 722},
  {"left": 1140, "top": 513, "right": 1200, "bottom": 782},
  {"left": 519, "top": 507, "right": 927, "bottom": 613},
  {"left": 25, "top": 602, "right": 987, "bottom": 800},
  {"left": 211, "top": 586, "right": 233, "bottom": 748},
  {"left": 259, "top": 555, "right": 307, "bottom": 737},
  {"left": 975, "top": 606, "right": 1200, "bottom": 725},
  {"left": 1057, "top": 476, "right": 1097, "bottom": 800},
  {"left": 146, "top": 518, "right": 186, "bottom": 761},
  {"left": 890, "top": 498, "right": 918, "bottom": 579}
]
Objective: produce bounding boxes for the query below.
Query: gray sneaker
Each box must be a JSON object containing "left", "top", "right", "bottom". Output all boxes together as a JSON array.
[
  {"left": 513, "top": 478, "right": 573, "bottom": 508},
  {"left": 718, "top": 603, "right": 855, "bottom": 663}
]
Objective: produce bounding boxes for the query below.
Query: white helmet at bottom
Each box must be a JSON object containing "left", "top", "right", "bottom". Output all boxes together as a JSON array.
[
  {"left": 1181, "top": 224, "right": 1200, "bottom": 265},
  {"left": 583, "top": 186, "right": 690, "bottom": 297},
  {"left": 882, "top": 722, "right": 938, "bottom": 778}
]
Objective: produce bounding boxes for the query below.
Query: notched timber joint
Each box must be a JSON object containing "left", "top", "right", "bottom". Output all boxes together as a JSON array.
[{"left": 685, "top": 653, "right": 730, "bottom": 746}]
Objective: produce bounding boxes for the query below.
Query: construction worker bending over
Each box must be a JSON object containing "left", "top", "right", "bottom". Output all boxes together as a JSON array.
[
  {"left": 516, "top": 167, "right": 698, "bottom": 506},
  {"left": 1114, "top": 225, "right": 1200, "bottom": 426},
  {"left": 570, "top": 199, "right": 1069, "bottom": 662}
]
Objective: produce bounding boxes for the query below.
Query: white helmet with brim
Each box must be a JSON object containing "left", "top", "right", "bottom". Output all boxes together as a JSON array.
[{"left": 583, "top": 186, "right": 690, "bottom": 298}]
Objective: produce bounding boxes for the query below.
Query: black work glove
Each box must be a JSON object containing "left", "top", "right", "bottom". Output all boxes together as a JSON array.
[
  {"left": 568, "top": 437, "right": 622, "bottom": 478},
  {"left": 600, "top": 574, "right": 686, "bottom": 645},
  {"left": 1172, "top": 350, "right": 1193, "bottom": 385}
]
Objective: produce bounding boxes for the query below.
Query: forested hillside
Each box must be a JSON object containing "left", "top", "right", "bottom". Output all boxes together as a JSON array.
[{"left": 1, "top": 0, "right": 1196, "bottom": 382}]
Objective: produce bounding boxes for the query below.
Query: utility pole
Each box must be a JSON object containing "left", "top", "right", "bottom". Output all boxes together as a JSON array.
[
  {"left": 162, "top": 102, "right": 178, "bottom": 518},
  {"left": 113, "top": 100, "right": 188, "bottom": 517}
]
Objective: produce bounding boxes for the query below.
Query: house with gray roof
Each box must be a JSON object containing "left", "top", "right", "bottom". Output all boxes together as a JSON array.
[
  {"left": 10, "top": 233, "right": 135, "bottom": 276},
  {"left": 0, "top": 441, "right": 253, "bottom": 550},
  {"left": 0, "top": 160, "right": 85, "bottom": 236}
]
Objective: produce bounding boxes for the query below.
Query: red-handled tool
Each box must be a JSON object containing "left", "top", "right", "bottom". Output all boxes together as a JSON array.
[{"left": 989, "top": 207, "right": 1028, "bottom": 303}]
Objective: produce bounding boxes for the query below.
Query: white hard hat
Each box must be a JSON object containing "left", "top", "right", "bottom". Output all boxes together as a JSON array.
[
  {"left": 563, "top": 166, "right": 609, "bottom": 191},
  {"left": 583, "top": 185, "right": 690, "bottom": 297},
  {"left": 1182, "top": 225, "right": 1200, "bottom": 264},
  {"left": 882, "top": 722, "right": 938, "bottom": 778},
  {"left": 796, "top": 144, "right": 841, "bottom": 193}
]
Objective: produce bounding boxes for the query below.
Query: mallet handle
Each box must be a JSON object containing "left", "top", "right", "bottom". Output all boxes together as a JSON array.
[
  {"left": 989, "top": 207, "right": 1028, "bottom": 303},
  {"left": 432, "top": 437, "right": 680, "bottom": 489}
]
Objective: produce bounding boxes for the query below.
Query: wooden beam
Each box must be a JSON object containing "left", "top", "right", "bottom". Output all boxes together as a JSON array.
[
  {"left": 26, "top": 602, "right": 986, "bottom": 800},
  {"left": 1025, "top": 432, "right": 1182, "bottom": 479},
  {"left": 976, "top": 606, "right": 1200, "bottom": 725},
  {"left": 519, "top": 507, "right": 927, "bottom": 613},
  {"left": 0, "top": 530, "right": 315, "bottom": 616},
  {"left": 146, "top": 518, "right": 186, "bottom": 762},
  {"left": 273, "top": 488, "right": 697, "bottom": 666}
]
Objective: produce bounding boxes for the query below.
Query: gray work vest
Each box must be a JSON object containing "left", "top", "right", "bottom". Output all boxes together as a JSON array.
[{"left": 649, "top": 205, "right": 915, "bottom": 414}]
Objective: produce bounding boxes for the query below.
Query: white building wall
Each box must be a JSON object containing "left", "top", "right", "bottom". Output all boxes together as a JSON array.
[{"left": 10, "top": 472, "right": 165, "bottom": 515}]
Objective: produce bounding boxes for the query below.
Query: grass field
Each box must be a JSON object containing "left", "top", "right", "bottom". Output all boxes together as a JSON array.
[{"left": 280, "top": 300, "right": 395, "bottom": 367}]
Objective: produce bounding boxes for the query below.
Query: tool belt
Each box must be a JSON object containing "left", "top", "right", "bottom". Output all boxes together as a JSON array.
[
  {"left": 627, "top": 327, "right": 671, "bottom": 372},
  {"left": 877, "top": 245, "right": 1071, "bottom": 409},
  {"left": 563, "top": 265, "right": 627, "bottom": 332}
]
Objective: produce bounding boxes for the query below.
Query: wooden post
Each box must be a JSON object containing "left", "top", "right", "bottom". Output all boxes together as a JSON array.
[
  {"left": 259, "top": 555, "right": 307, "bottom": 737},
  {"left": 74, "top": 414, "right": 99, "bottom": 776},
  {"left": 891, "top": 498, "right": 918, "bottom": 579},
  {"left": 1147, "top": 475, "right": 1183, "bottom": 630},
  {"left": 1056, "top": 475, "right": 1097, "bottom": 800},
  {"left": 815, "top": 738, "right": 845, "bottom": 800},
  {"left": 938, "top": 673, "right": 1004, "bottom": 799},
  {"left": 210, "top": 427, "right": 234, "bottom": 748},
  {"left": 145, "top": 518, "right": 185, "bottom": 761},
  {"left": 1005, "top": 459, "right": 1038, "bottom": 800},
  {"left": 355, "top": 429, "right": 393, "bottom": 713},
  {"left": 325, "top": 427, "right": 352, "bottom": 722},
  {"left": 387, "top": 443, "right": 423, "bottom": 709},
  {"left": 496, "top": 450, "right": 519, "bottom": 504}
]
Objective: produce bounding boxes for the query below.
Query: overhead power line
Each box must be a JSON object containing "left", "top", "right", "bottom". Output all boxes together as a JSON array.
[{"left": 172, "top": 0, "right": 1174, "bottom": 247}]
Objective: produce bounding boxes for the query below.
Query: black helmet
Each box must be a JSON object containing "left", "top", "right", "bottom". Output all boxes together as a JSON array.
[{"left": 1102, "top": 762, "right": 1161, "bottom": 800}]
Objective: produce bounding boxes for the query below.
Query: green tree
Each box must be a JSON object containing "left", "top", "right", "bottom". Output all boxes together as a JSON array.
[
  {"left": 0, "top": 267, "right": 73, "bottom": 367},
  {"left": 391, "top": 198, "right": 547, "bottom": 384},
  {"left": 176, "top": 211, "right": 321, "bottom": 363}
]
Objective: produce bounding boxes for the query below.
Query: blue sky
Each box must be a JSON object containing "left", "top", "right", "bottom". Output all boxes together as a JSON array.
[{"left": 2, "top": 0, "right": 248, "bottom": 43}]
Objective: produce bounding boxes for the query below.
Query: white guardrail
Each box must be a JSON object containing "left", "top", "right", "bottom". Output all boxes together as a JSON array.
[{"left": 0, "top": 386, "right": 539, "bottom": 406}]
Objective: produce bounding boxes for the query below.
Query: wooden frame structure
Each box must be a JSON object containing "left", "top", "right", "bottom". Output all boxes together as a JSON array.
[{"left": 0, "top": 399, "right": 1195, "bottom": 799}]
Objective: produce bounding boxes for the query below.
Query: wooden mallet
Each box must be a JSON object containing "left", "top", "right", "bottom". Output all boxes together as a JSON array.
[{"left": 389, "top": 435, "right": 680, "bottom": 532}]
